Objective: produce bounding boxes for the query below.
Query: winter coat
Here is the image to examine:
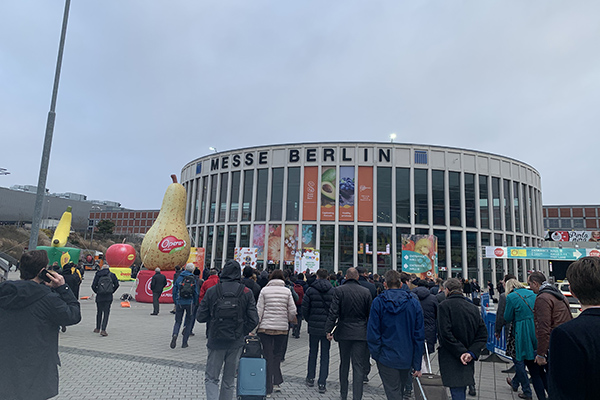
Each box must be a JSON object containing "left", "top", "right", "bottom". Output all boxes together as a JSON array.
[
  {"left": 463, "top": 281, "right": 472, "bottom": 294},
  {"left": 257, "top": 270, "right": 269, "bottom": 288},
  {"left": 196, "top": 261, "right": 258, "bottom": 349},
  {"left": 367, "top": 288, "right": 424, "bottom": 371},
  {"left": 488, "top": 282, "right": 495, "bottom": 297},
  {"left": 150, "top": 271, "right": 167, "bottom": 294},
  {"left": 358, "top": 275, "right": 377, "bottom": 299},
  {"left": 302, "top": 278, "right": 335, "bottom": 336},
  {"left": 324, "top": 279, "right": 372, "bottom": 341},
  {"left": 437, "top": 293, "right": 487, "bottom": 388},
  {"left": 504, "top": 288, "right": 537, "bottom": 361},
  {"left": 91, "top": 268, "right": 119, "bottom": 303},
  {"left": 173, "top": 270, "right": 200, "bottom": 306},
  {"left": 534, "top": 283, "right": 572, "bottom": 357},
  {"left": 242, "top": 277, "right": 262, "bottom": 302},
  {"left": 199, "top": 274, "right": 219, "bottom": 303},
  {"left": 413, "top": 286, "right": 439, "bottom": 353},
  {"left": 62, "top": 267, "right": 82, "bottom": 299},
  {"left": 495, "top": 292, "right": 508, "bottom": 336},
  {"left": 548, "top": 308, "right": 600, "bottom": 400},
  {"left": 256, "top": 279, "right": 297, "bottom": 332},
  {"left": 0, "top": 280, "right": 81, "bottom": 400}
]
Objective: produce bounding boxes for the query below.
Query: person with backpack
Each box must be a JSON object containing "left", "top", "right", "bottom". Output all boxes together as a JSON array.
[
  {"left": 292, "top": 273, "right": 307, "bottom": 339},
  {"left": 199, "top": 268, "right": 220, "bottom": 338},
  {"left": 91, "top": 264, "right": 119, "bottom": 337},
  {"left": 196, "top": 260, "right": 258, "bottom": 400},
  {"left": 170, "top": 263, "right": 199, "bottom": 349}
]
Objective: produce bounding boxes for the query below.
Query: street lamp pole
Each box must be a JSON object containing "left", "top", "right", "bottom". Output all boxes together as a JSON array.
[{"left": 29, "top": 0, "right": 71, "bottom": 250}]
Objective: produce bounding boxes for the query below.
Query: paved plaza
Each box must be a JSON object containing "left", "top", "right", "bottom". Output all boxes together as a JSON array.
[{"left": 8, "top": 271, "right": 526, "bottom": 399}]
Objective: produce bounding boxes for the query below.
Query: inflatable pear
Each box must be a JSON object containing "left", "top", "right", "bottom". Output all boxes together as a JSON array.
[{"left": 140, "top": 174, "right": 190, "bottom": 270}]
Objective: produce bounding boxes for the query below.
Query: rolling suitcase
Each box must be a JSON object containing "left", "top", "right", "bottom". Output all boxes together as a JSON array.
[
  {"left": 414, "top": 343, "right": 448, "bottom": 400},
  {"left": 237, "top": 335, "right": 267, "bottom": 400}
]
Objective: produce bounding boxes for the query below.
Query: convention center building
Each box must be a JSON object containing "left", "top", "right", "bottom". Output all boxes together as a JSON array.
[{"left": 180, "top": 142, "right": 544, "bottom": 284}]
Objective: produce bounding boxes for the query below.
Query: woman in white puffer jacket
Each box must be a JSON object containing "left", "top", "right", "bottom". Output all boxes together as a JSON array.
[{"left": 256, "top": 269, "right": 297, "bottom": 396}]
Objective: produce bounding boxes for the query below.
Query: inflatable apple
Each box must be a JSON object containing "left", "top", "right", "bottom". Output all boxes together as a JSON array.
[{"left": 106, "top": 241, "right": 137, "bottom": 268}]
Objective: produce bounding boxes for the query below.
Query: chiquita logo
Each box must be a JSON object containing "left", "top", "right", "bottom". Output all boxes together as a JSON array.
[
  {"left": 127, "top": 254, "right": 135, "bottom": 261},
  {"left": 158, "top": 236, "right": 186, "bottom": 254},
  {"left": 494, "top": 248, "right": 504, "bottom": 257}
]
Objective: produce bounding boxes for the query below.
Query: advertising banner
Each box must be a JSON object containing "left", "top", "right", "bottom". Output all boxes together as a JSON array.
[
  {"left": 295, "top": 249, "right": 320, "bottom": 273},
  {"left": 267, "top": 224, "right": 282, "bottom": 264},
  {"left": 253, "top": 224, "right": 266, "bottom": 259},
  {"left": 135, "top": 269, "right": 175, "bottom": 303},
  {"left": 339, "top": 166, "right": 355, "bottom": 221},
  {"left": 186, "top": 247, "right": 205, "bottom": 270},
  {"left": 37, "top": 246, "right": 81, "bottom": 268},
  {"left": 401, "top": 235, "right": 438, "bottom": 280},
  {"left": 357, "top": 166, "right": 373, "bottom": 222},
  {"left": 544, "top": 230, "right": 600, "bottom": 242},
  {"left": 283, "top": 224, "right": 299, "bottom": 264},
  {"left": 485, "top": 246, "right": 600, "bottom": 260},
  {"left": 234, "top": 247, "right": 258, "bottom": 268},
  {"left": 303, "top": 166, "right": 319, "bottom": 221},
  {"left": 301, "top": 224, "right": 316, "bottom": 249},
  {"left": 320, "top": 167, "right": 336, "bottom": 221},
  {"left": 109, "top": 267, "right": 134, "bottom": 281}
]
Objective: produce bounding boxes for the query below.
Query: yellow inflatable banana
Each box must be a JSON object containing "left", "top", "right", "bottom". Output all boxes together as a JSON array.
[{"left": 51, "top": 206, "right": 72, "bottom": 247}]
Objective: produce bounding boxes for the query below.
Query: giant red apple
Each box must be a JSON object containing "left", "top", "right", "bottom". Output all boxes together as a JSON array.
[{"left": 106, "top": 243, "right": 137, "bottom": 268}]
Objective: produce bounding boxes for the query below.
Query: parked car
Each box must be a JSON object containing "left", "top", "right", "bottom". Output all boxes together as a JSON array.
[{"left": 556, "top": 280, "right": 582, "bottom": 317}]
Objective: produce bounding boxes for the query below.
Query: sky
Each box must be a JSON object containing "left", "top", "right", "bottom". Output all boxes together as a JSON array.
[{"left": 1, "top": 1, "right": 599, "bottom": 210}]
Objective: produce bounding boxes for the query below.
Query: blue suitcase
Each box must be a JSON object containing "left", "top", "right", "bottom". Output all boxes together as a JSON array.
[{"left": 237, "top": 357, "right": 267, "bottom": 400}]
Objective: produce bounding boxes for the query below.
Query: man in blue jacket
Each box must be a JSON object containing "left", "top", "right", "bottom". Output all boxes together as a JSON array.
[
  {"left": 171, "top": 263, "right": 199, "bottom": 349},
  {"left": 367, "top": 270, "right": 425, "bottom": 400}
]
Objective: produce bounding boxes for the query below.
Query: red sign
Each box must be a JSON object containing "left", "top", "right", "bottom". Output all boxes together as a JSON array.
[
  {"left": 494, "top": 248, "right": 504, "bottom": 257},
  {"left": 135, "top": 269, "right": 175, "bottom": 303},
  {"left": 590, "top": 250, "right": 600, "bottom": 257},
  {"left": 158, "top": 236, "right": 186, "bottom": 254}
]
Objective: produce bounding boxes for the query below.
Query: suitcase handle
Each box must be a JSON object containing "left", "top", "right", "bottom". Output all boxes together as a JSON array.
[
  {"left": 415, "top": 376, "right": 428, "bottom": 400},
  {"left": 424, "top": 341, "right": 432, "bottom": 373}
]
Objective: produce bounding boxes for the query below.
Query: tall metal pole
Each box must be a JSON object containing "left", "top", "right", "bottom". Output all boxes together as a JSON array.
[{"left": 29, "top": 0, "right": 71, "bottom": 250}]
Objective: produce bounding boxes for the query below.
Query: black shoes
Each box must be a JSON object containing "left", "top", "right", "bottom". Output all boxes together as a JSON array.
[
  {"left": 306, "top": 378, "right": 314, "bottom": 387},
  {"left": 468, "top": 385, "right": 476, "bottom": 396},
  {"left": 518, "top": 394, "right": 532, "bottom": 400},
  {"left": 507, "top": 377, "right": 518, "bottom": 392},
  {"left": 170, "top": 335, "right": 177, "bottom": 349},
  {"left": 182, "top": 342, "right": 189, "bottom": 348},
  {"left": 150, "top": 313, "right": 158, "bottom": 316},
  {"left": 363, "top": 377, "right": 369, "bottom": 384},
  {"left": 318, "top": 384, "right": 326, "bottom": 393}
]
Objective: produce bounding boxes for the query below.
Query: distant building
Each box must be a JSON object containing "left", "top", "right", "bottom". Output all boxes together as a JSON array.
[
  {"left": 89, "top": 210, "right": 159, "bottom": 235},
  {"left": 543, "top": 205, "right": 600, "bottom": 231}
]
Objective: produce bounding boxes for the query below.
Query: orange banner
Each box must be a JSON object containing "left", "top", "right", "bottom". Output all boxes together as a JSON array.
[
  {"left": 320, "top": 167, "right": 336, "bottom": 221},
  {"left": 303, "top": 167, "right": 318, "bottom": 221},
  {"left": 358, "top": 166, "right": 373, "bottom": 222}
]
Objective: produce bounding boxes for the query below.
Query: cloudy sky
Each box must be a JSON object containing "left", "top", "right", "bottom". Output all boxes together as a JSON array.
[{"left": 1, "top": 1, "right": 599, "bottom": 210}]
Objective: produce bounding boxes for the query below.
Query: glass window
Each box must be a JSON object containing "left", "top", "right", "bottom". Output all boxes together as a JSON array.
[
  {"left": 449, "top": 172, "right": 461, "bottom": 227},
  {"left": 206, "top": 226, "right": 214, "bottom": 268},
  {"left": 513, "top": 182, "right": 521, "bottom": 232},
  {"left": 522, "top": 184, "right": 529, "bottom": 234},
  {"left": 286, "top": 167, "right": 300, "bottom": 221},
  {"left": 415, "top": 228, "right": 429, "bottom": 235},
  {"left": 192, "top": 179, "right": 200, "bottom": 224},
  {"left": 229, "top": 171, "right": 240, "bottom": 222},
  {"left": 358, "top": 226, "right": 373, "bottom": 272},
  {"left": 320, "top": 225, "right": 335, "bottom": 272},
  {"left": 199, "top": 176, "right": 208, "bottom": 224},
  {"left": 339, "top": 225, "right": 354, "bottom": 272},
  {"left": 481, "top": 233, "right": 492, "bottom": 284},
  {"left": 548, "top": 219, "right": 559, "bottom": 229},
  {"left": 560, "top": 219, "right": 572, "bottom": 229},
  {"left": 242, "top": 170, "right": 254, "bottom": 221},
  {"left": 479, "top": 176, "right": 489, "bottom": 229},
  {"left": 208, "top": 174, "right": 218, "bottom": 223},
  {"left": 226, "top": 225, "right": 237, "bottom": 259},
  {"left": 191, "top": 227, "right": 197, "bottom": 247},
  {"left": 397, "top": 227, "right": 411, "bottom": 270},
  {"left": 504, "top": 180, "right": 512, "bottom": 232},
  {"left": 414, "top": 169, "right": 428, "bottom": 225},
  {"left": 270, "top": 168, "right": 284, "bottom": 220},
  {"left": 432, "top": 170, "right": 445, "bottom": 226},
  {"left": 492, "top": 177, "right": 501, "bottom": 230},
  {"left": 466, "top": 232, "right": 477, "bottom": 280},
  {"left": 573, "top": 219, "right": 584, "bottom": 228},
  {"left": 434, "top": 229, "right": 446, "bottom": 277},
  {"left": 215, "top": 225, "right": 225, "bottom": 267},
  {"left": 451, "top": 230, "right": 462, "bottom": 278},
  {"left": 377, "top": 167, "right": 392, "bottom": 223},
  {"left": 465, "top": 173, "right": 476, "bottom": 228},
  {"left": 396, "top": 168, "right": 410, "bottom": 224},
  {"left": 198, "top": 227, "right": 204, "bottom": 249},
  {"left": 218, "top": 173, "right": 228, "bottom": 222},
  {"left": 239, "top": 225, "right": 250, "bottom": 248},
  {"left": 255, "top": 169, "right": 268, "bottom": 221},
  {"left": 377, "top": 227, "right": 392, "bottom": 275},
  {"left": 494, "top": 233, "right": 504, "bottom": 282}
]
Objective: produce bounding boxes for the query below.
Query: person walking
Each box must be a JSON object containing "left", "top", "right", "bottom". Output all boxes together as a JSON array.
[
  {"left": 150, "top": 267, "right": 167, "bottom": 315},
  {"left": 292, "top": 272, "right": 308, "bottom": 339},
  {"left": 367, "top": 270, "right": 425, "bottom": 400},
  {"left": 170, "top": 263, "right": 199, "bottom": 349},
  {"left": 437, "top": 278, "right": 487, "bottom": 400},
  {"left": 242, "top": 266, "right": 261, "bottom": 302},
  {"left": 0, "top": 250, "right": 81, "bottom": 400},
  {"left": 548, "top": 256, "right": 600, "bottom": 400},
  {"left": 91, "top": 264, "right": 119, "bottom": 336},
  {"left": 196, "top": 260, "right": 259, "bottom": 400},
  {"left": 325, "top": 267, "right": 372, "bottom": 400},
  {"left": 487, "top": 281, "right": 495, "bottom": 298},
  {"left": 412, "top": 279, "right": 439, "bottom": 358},
  {"left": 256, "top": 269, "right": 297, "bottom": 396},
  {"left": 302, "top": 268, "right": 335, "bottom": 393}
]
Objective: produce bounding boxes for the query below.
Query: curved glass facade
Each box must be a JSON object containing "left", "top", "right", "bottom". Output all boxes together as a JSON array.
[{"left": 181, "top": 143, "right": 544, "bottom": 284}]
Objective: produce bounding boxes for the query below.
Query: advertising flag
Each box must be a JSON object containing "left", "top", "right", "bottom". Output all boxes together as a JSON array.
[
  {"left": 401, "top": 235, "right": 438, "bottom": 280},
  {"left": 339, "top": 166, "right": 355, "bottom": 221},
  {"left": 321, "top": 167, "right": 336, "bottom": 221},
  {"left": 303, "top": 166, "right": 318, "bottom": 220},
  {"left": 358, "top": 166, "right": 373, "bottom": 222},
  {"left": 234, "top": 247, "right": 258, "bottom": 268}
]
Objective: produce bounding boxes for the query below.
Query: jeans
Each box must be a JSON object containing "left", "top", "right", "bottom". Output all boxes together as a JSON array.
[
  {"left": 449, "top": 387, "right": 466, "bottom": 400},
  {"left": 338, "top": 340, "right": 368, "bottom": 400},
  {"left": 376, "top": 361, "right": 409, "bottom": 400},
  {"left": 524, "top": 359, "right": 548, "bottom": 400},
  {"left": 512, "top": 359, "right": 532, "bottom": 397},
  {"left": 258, "top": 333, "right": 287, "bottom": 394},
  {"left": 306, "top": 334, "right": 331, "bottom": 386},
  {"left": 205, "top": 346, "right": 243, "bottom": 400},
  {"left": 152, "top": 292, "right": 161, "bottom": 314},
  {"left": 292, "top": 313, "right": 302, "bottom": 337},
  {"left": 95, "top": 300, "right": 111, "bottom": 330},
  {"left": 172, "top": 304, "right": 193, "bottom": 343}
]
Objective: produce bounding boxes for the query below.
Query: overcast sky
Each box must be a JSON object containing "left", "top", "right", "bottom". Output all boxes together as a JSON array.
[{"left": 1, "top": 1, "right": 599, "bottom": 210}]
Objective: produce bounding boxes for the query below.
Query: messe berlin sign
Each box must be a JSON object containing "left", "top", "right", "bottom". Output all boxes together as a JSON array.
[{"left": 485, "top": 246, "right": 600, "bottom": 261}]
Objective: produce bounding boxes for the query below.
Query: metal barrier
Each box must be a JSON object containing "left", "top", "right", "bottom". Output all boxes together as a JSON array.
[{"left": 480, "top": 293, "right": 510, "bottom": 361}]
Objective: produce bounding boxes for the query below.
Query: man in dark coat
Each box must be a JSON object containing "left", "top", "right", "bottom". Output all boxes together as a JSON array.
[
  {"left": 325, "top": 267, "right": 372, "bottom": 400},
  {"left": 0, "top": 250, "right": 81, "bottom": 400},
  {"left": 302, "top": 268, "right": 335, "bottom": 393},
  {"left": 292, "top": 272, "right": 308, "bottom": 338},
  {"left": 242, "top": 266, "right": 261, "bottom": 301},
  {"left": 171, "top": 263, "right": 199, "bottom": 348},
  {"left": 462, "top": 278, "right": 473, "bottom": 299},
  {"left": 548, "top": 256, "right": 600, "bottom": 400},
  {"left": 437, "top": 278, "right": 487, "bottom": 400},
  {"left": 356, "top": 266, "right": 377, "bottom": 382},
  {"left": 413, "top": 279, "right": 439, "bottom": 355},
  {"left": 91, "top": 264, "right": 119, "bottom": 336},
  {"left": 150, "top": 267, "right": 168, "bottom": 315}
]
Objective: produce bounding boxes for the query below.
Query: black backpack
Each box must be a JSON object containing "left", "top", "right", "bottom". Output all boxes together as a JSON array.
[
  {"left": 241, "top": 335, "right": 263, "bottom": 358},
  {"left": 210, "top": 283, "right": 245, "bottom": 341},
  {"left": 96, "top": 274, "right": 114, "bottom": 295},
  {"left": 179, "top": 275, "right": 197, "bottom": 299}
]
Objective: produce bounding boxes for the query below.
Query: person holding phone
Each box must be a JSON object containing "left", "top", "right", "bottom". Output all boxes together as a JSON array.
[{"left": 0, "top": 250, "right": 81, "bottom": 400}]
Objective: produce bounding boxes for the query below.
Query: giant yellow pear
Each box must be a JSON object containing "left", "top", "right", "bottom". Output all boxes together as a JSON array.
[{"left": 140, "top": 174, "right": 191, "bottom": 270}]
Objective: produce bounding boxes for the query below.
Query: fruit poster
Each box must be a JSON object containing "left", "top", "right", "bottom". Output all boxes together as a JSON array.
[
  {"left": 339, "top": 166, "right": 355, "bottom": 221},
  {"left": 303, "top": 166, "right": 319, "bottom": 221},
  {"left": 234, "top": 247, "right": 258, "bottom": 268},
  {"left": 401, "top": 235, "right": 438, "bottom": 280},
  {"left": 357, "top": 167, "right": 373, "bottom": 222},
  {"left": 321, "top": 167, "right": 336, "bottom": 221},
  {"left": 253, "top": 224, "right": 266, "bottom": 259},
  {"left": 37, "top": 246, "right": 81, "bottom": 268},
  {"left": 283, "top": 224, "right": 299, "bottom": 264},
  {"left": 294, "top": 249, "right": 320, "bottom": 273},
  {"left": 267, "top": 224, "right": 282, "bottom": 264},
  {"left": 302, "top": 224, "right": 316, "bottom": 249},
  {"left": 186, "top": 247, "right": 206, "bottom": 270}
]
